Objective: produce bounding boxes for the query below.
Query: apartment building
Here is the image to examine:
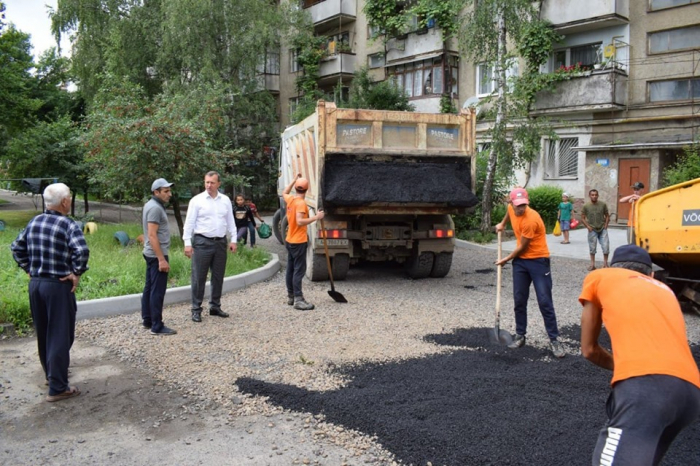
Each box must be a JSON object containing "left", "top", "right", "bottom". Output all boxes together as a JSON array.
[{"left": 268, "top": 0, "right": 699, "bottom": 224}]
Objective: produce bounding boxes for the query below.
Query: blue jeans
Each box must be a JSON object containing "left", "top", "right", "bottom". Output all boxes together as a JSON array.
[
  {"left": 286, "top": 242, "right": 307, "bottom": 298},
  {"left": 247, "top": 223, "right": 256, "bottom": 246},
  {"left": 512, "top": 257, "right": 559, "bottom": 341},
  {"left": 141, "top": 254, "right": 169, "bottom": 332},
  {"left": 588, "top": 229, "right": 610, "bottom": 255}
]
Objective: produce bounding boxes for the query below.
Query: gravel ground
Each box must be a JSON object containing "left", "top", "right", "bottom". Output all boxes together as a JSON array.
[{"left": 3, "top": 236, "right": 699, "bottom": 465}]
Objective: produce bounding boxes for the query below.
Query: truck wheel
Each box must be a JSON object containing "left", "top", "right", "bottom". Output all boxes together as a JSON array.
[
  {"left": 406, "top": 251, "right": 434, "bottom": 279},
  {"left": 331, "top": 254, "right": 350, "bottom": 281},
  {"left": 430, "top": 252, "right": 453, "bottom": 278},
  {"left": 307, "top": 246, "right": 330, "bottom": 281},
  {"left": 272, "top": 210, "right": 284, "bottom": 245}
]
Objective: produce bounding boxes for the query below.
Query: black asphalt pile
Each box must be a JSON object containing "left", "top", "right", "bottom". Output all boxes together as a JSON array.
[{"left": 237, "top": 325, "right": 700, "bottom": 466}]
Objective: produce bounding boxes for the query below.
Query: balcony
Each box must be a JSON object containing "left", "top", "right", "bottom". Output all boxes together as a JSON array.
[
  {"left": 318, "top": 52, "right": 357, "bottom": 82},
  {"left": 385, "top": 27, "right": 444, "bottom": 65},
  {"left": 541, "top": 0, "right": 628, "bottom": 34},
  {"left": 256, "top": 74, "right": 279, "bottom": 93},
  {"left": 303, "top": 0, "right": 356, "bottom": 32},
  {"left": 531, "top": 69, "right": 627, "bottom": 115}
]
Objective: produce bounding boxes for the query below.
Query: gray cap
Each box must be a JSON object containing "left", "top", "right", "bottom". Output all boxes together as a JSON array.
[{"left": 151, "top": 178, "right": 174, "bottom": 192}]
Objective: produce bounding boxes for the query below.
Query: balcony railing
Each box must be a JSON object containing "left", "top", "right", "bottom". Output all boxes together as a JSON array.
[
  {"left": 303, "top": 0, "right": 356, "bottom": 31},
  {"left": 385, "top": 28, "right": 444, "bottom": 65},
  {"left": 541, "top": 0, "right": 629, "bottom": 33},
  {"left": 255, "top": 74, "right": 280, "bottom": 93},
  {"left": 319, "top": 52, "right": 357, "bottom": 79},
  {"left": 531, "top": 69, "right": 627, "bottom": 115}
]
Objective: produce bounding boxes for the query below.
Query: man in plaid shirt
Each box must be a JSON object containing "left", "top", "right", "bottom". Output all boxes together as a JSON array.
[{"left": 11, "top": 183, "right": 90, "bottom": 402}]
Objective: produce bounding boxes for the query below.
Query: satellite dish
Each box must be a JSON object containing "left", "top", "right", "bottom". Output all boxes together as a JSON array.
[{"left": 462, "top": 96, "right": 482, "bottom": 115}]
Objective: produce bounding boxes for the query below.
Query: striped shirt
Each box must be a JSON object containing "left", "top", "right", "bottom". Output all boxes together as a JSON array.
[{"left": 11, "top": 210, "right": 90, "bottom": 278}]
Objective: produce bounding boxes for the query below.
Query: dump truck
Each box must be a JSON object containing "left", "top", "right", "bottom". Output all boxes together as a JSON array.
[
  {"left": 634, "top": 177, "right": 700, "bottom": 313},
  {"left": 272, "top": 100, "right": 478, "bottom": 281}
]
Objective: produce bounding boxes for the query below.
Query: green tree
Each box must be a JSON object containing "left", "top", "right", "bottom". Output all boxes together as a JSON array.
[
  {"left": 342, "top": 67, "right": 414, "bottom": 111},
  {"left": 663, "top": 144, "right": 700, "bottom": 187},
  {"left": 458, "top": 0, "right": 561, "bottom": 232}
]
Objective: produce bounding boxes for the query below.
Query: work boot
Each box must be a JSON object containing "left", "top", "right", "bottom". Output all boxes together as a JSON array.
[
  {"left": 508, "top": 334, "right": 525, "bottom": 349},
  {"left": 550, "top": 340, "right": 566, "bottom": 358},
  {"left": 287, "top": 294, "right": 294, "bottom": 306},
  {"left": 191, "top": 310, "right": 202, "bottom": 323},
  {"left": 293, "top": 297, "right": 315, "bottom": 311}
]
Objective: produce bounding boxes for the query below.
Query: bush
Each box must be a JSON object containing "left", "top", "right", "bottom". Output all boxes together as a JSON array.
[
  {"left": 527, "top": 185, "right": 563, "bottom": 229},
  {"left": 663, "top": 143, "right": 700, "bottom": 187}
]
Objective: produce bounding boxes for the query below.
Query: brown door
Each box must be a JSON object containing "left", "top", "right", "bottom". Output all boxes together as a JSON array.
[{"left": 617, "top": 158, "right": 651, "bottom": 223}]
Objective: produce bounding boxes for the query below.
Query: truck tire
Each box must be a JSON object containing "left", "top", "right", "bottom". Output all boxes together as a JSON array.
[
  {"left": 430, "top": 252, "right": 453, "bottom": 278},
  {"left": 307, "top": 245, "right": 330, "bottom": 281},
  {"left": 331, "top": 254, "right": 350, "bottom": 281},
  {"left": 406, "top": 251, "right": 434, "bottom": 279},
  {"left": 272, "top": 210, "right": 284, "bottom": 245}
]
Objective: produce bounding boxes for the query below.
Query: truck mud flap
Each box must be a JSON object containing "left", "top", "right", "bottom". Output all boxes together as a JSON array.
[{"left": 323, "top": 160, "right": 478, "bottom": 208}]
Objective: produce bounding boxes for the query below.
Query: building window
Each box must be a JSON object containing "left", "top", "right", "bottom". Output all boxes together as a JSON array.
[
  {"left": 549, "top": 43, "right": 601, "bottom": 72},
  {"left": 649, "top": 78, "right": 700, "bottom": 102},
  {"left": 368, "top": 53, "right": 385, "bottom": 69},
  {"left": 544, "top": 138, "right": 578, "bottom": 179},
  {"left": 649, "top": 25, "right": 700, "bottom": 54},
  {"left": 290, "top": 49, "right": 301, "bottom": 73},
  {"left": 649, "top": 0, "right": 699, "bottom": 10},
  {"left": 387, "top": 55, "right": 458, "bottom": 98},
  {"left": 257, "top": 52, "right": 280, "bottom": 75},
  {"left": 289, "top": 97, "right": 300, "bottom": 119},
  {"left": 476, "top": 60, "right": 518, "bottom": 96}
]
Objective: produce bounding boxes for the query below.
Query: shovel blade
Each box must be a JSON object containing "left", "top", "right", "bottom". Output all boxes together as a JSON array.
[
  {"left": 488, "top": 327, "right": 513, "bottom": 346},
  {"left": 328, "top": 290, "right": 348, "bottom": 303}
]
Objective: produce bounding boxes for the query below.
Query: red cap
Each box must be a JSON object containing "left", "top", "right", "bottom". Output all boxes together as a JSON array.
[{"left": 509, "top": 188, "right": 529, "bottom": 206}]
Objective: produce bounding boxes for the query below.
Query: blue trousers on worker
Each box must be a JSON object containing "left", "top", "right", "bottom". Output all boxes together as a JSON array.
[
  {"left": 29, "top": 277, "right": 77, "bottom": 396},
  {"left": 141, "top": 254, "right": 169, "bottom": 332},
  {"left": 512, "top": 257, "right": 559, "bottom": 341}
]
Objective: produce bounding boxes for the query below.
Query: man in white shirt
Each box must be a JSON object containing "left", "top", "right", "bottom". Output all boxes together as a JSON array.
[{"left": 183, "top": 171, "right": 237, "bottom": 322}]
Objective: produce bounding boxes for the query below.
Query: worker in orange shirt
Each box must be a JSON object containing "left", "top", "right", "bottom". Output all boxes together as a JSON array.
[
  {"left": 282, "top": 175, "right": 324, "bottom": 311},
  {"left": 579, "top": 244, "right": 700, "bottom": 465},
  {"left": 619, "top": 181, "right": 644, "bottom": 244}
]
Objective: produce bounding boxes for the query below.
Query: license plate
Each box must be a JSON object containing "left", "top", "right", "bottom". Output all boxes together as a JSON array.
[{"left": 317, "top": 239, "right": 349, "bottom": 246}]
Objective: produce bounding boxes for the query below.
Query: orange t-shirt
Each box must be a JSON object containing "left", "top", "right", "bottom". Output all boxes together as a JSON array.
[
  {"left": 626, "top": 200, "right": 636, "bottom": 227},
  {"left": 283, "top": 193, "right": 309, "bottom": 244},
  {"left": 508, "top": 204, "right": 549, "bottom": 259},
  {"left": 579, "top": 268, "right": 700, "bottom": 388}
]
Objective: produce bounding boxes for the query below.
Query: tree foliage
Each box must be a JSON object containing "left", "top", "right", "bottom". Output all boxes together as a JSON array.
[
  {"left": 342, "top": 67, "right": 414, "bottom": 111},
  {"left": 663, "top": 144, "right": 700, "bottom": 187}
]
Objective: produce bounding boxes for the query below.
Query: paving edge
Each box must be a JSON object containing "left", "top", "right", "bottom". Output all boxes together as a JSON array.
[{"left": 76, "top": 253, "right": 281, "bottom": 321}]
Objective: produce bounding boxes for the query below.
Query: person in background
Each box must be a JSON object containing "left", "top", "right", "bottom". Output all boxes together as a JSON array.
[
  {"left": 495, "top": 187, "right": 565, "bottom": 358},
  {"left": 619, "top": 181, "right": 644, "bottom": 245},
  {"left": 11, "top": 183, "right": 90, "bottom": 402},
  {"left": 579, "top": 244, "right": 700, "bottom": 465},
  {"left": 557, "top": 192, "right": 573, "bottom": 245},
  {"left": 141, "top": 178, "right": 177, "bottom": 335},
  {"left": 581, "top": 189, "right": 610, "bottom": 271},
  {"left": 233, "top": 194, "right": 256, "bottom": 246},
  {"left": 245, "top": 196, "right": 265, "bottom": 248},
  {"left": 282, "top": 175, "right": 324, "bottom": 311},
  {"left": 182, "top": 171, "right": 237, "bottom": 323}
]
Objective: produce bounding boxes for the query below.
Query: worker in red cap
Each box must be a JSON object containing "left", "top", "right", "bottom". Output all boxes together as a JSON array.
[
  {"left": 282, "top": 174, "right": 324, "bottom": 310},
  {"left": 495, "top": 187, "right": 565, "bottom": 358}
]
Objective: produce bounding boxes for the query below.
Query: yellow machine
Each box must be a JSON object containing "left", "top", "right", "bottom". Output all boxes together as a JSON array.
[{"left": 635, "top": 177, "right": 700, "bottom": 312}]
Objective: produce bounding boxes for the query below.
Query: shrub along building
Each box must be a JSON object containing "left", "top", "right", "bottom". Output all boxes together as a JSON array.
[{"left": 262, "top": 0, "right": 699, "bottom": 225}]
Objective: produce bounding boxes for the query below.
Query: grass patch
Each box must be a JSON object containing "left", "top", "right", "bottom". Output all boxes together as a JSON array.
[
  {"left": 1, "top": 219, "right": 271, "bottom": 331},
  {"left": 457, "top": 230, "right": 497, "bottom": 244},
  {"left": 0, "top": 210, "right": 40, "bottom": 227}
]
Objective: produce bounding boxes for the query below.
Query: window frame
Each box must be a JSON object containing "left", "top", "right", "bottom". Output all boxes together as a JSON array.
[
  {"left": 476, "top": 60, "right": 519, "bottom": 97},
  {"left": 648, "top": 24, "right": 700, "bottom": 55},
  {"left": 387, "top": 55, "right": 459, "bottom": 99},
  {"left": 290, "top": 49, "right": 301, "bottom": 73},
  {"left": 648, "top": 77, "right": 700, "bottom": 102},
  {"left": 543, "top": 137, "right": 579, "bottom": 180},
  {"left": 547, "top": 42, "right": 602, "bottom": 73},
  {"left": 368, "top": 53, "right": 385, "bottom": 69},
  {"left": 648, "top": 0, "right": 700, "bottom": 12}
]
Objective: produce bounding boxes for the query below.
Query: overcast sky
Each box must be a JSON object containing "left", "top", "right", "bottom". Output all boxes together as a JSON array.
[{"left": 4, "top": 0, "right": 70, "bottom": 60}]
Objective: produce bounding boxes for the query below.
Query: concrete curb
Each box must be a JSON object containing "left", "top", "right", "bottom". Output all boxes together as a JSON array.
[{"left": 76, "top": 253, "right": 281, "bottom": 321}]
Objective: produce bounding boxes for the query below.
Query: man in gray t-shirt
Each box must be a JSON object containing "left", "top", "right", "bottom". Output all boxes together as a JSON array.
[{"left": 141, "top": 178, "right": 177, "bottom": 335}]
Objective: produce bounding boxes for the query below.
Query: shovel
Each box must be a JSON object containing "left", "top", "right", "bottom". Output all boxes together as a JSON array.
[
  {"left": 319, "top": 218, "right": 347, "bottom": 303},
  {"left": 489, "top": 231, "right": 513, "bottom": 345}
]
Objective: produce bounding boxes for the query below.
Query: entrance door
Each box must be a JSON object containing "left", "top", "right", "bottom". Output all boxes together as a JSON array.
[{"left": 617, "top": 158, "right": 650, "bottom": 223}]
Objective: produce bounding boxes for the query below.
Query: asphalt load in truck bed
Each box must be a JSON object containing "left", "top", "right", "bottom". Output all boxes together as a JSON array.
[{"left": 237, "top": 326, "right": 700, "bottom": 466}]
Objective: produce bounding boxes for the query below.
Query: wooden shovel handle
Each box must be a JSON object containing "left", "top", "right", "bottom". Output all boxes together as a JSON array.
[{"left": 319, "top": 218, "right": 336, "bottom": 291}]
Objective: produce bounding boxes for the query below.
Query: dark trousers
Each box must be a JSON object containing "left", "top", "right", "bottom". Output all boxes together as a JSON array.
[
  {"left": 29, "top": 277, "right": 77, "bottom": 396},
  {"left": 191, "top": 235, "right": 227, "bottom": 312},
  {"left": 247, "top": 223, "right": 256, "bottom": 246},
  {"left": 592, "top": 375, "right": 700, "bottom": 466},
  {"left": 141, "top": 254, "right": 169, "bottom": 332},
  {"left": 286, "top": 242, "right": 307, "bottom": 298},
  {"left": 512, "top": 257, "right": 559, "bottom": 341},
  {"left": 237, "top": 226, "right": 248, "bottom": 244}
]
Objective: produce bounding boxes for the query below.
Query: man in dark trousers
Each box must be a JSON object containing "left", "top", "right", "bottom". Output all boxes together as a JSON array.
[
  {"left": 495, "top": 187, "right": 565, "bottom": 358},
  {"left": 282, "top": 175, "right": 324, "bottom": 310},
  {"left": 141, "top": 178, "right": 177, "bottom": 335},
  {"left": 183, "top": 171, "right": 237, "bottom": 322},
  {"left": 579, "top": 244, "right": 700, "bottom": 465},
  {"left": 11, "top": 183, "right": 90, "bottom": 402}
]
